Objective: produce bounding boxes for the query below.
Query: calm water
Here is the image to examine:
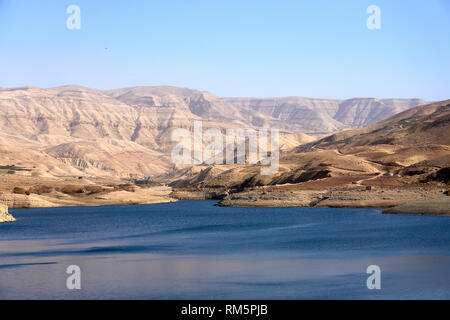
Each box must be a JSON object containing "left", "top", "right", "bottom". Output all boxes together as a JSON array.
[{"left": 1, "top": 200, "right": 449, "bottom": 300}]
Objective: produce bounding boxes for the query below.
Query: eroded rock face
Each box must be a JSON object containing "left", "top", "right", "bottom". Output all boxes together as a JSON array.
[
  {"left": 0, "top": 204, "right": 15, "bottom": 223},
  {"left": 0, "top": 86, "right": 425, "bottom": 180}
]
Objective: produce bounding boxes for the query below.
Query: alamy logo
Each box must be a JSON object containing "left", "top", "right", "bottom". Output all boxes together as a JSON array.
[
  {"left": 366, "top": 5, "right": 381, "bottom": 30},
  {"left": 366, "top": 265, "right": 381, "bottom": 290},
  {"left": 66, "top": 5, "right": 81, "bottom": 30},
  {"left": 171, "top": 121, "right": 280, "bottom": 175},
  {"left": 66, "top": 265, "right": 81, "bottom": 290}
]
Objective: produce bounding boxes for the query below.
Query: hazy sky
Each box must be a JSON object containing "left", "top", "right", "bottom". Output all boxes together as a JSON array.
[{"left": 1, "top": 0, "right": 449, "bottom": 100}]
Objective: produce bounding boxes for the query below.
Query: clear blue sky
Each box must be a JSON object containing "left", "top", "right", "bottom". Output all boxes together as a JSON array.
[{"left": 1, "top": 0, "right": 449, "bottom": 100}]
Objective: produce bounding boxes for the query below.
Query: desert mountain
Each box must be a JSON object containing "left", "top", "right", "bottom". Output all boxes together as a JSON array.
[
  {"left": 105, "top": 86, "right": 425, "bottom": 134},
  {"left": 170, "top": 100, "right": 450, "bottom": 189},
  {"left": 297, "top": 99, "right": 450, "bottom": 152},
  {"left": 0, "top": 85, "right": 425, "bottom": 179}
]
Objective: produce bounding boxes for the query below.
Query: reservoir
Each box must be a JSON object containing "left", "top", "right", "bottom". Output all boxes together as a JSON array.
[{"left": 1, "top": 200, "right": 449, "bottom": 299}]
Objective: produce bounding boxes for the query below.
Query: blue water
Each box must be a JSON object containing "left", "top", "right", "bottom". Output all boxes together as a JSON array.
[{"left": 1, "top": 200, "right": 449, "bottom": 299}]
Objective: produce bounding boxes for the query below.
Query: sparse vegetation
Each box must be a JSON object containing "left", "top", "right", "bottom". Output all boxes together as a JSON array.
[
  {"left": 398, "top": 119, "right": 426, "bottom": 133},
  {"left": 0, "top": 165, "right": 31, "bottom": 172},
  {"left": 320, "top": 138, "right": 351, "bottom": 148},
  {"left": 398, "top": 119, "right": 416, "bottom": 128},
  {"left": 131, "top": 177, "right": 157, "bottom": 187}
]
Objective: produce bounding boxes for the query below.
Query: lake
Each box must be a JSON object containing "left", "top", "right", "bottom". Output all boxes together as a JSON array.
[{"left": 1, "top": 200, "right": 449, "bottom": 299}]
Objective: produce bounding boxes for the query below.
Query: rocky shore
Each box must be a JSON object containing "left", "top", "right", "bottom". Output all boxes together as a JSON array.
[
  {"left": 0, "top": 185, "right": 448, "bottom": 217},
  {"left": 0, "top": 186, "right": 177, "bottom": 209},
  {"left": 382, "top": 198, "right": 450, "bottom": 216},
  {"left": 212, "top": 187, "right": 450, "bottom": 215},
  {"left": 0, "top": 204, "right": 15, "bottom": 223}
]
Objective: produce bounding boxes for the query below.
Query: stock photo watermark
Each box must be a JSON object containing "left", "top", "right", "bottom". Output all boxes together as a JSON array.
[
  {"left": 171, "top": 121, "right": 280, "bottom": 175},
  {"left": 366, "top": 5, "right": 381, "bottom": 30},
  {"left": 63, "top": 263, "right": 381, "bottom": 292},
  {"left": 366, "top": 265, "right": 381, "bottom": 290},
  {"left": 66, "top": 5, "right": 81, "bottom": 30},
  {"left": 66, "top": 265, "right": 82, "bottom": 290},
  {"left": 65, "top": 4, "right": 381, "bottom": 31}
]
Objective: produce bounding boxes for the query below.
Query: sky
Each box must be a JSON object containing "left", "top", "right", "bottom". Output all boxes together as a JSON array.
[{"left": 0, "top": 0, "right": 449, "bottom": 100}]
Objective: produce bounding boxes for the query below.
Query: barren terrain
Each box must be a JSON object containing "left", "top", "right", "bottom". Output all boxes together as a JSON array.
[{"left": 0, "top": 86, "right": 448, "bottom": 217}]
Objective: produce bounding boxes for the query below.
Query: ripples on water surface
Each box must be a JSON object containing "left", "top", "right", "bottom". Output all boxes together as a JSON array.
[{"left": 1, "top": 200, "right": 450, "bottom": 299}]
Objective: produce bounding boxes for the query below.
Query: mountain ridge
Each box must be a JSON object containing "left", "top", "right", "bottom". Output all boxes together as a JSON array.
[
  {"left": 170, "top": 99, "right": 450, "bottom": 189},
  {"left": 0, "top": 85, "right": 427, "bottom": 179}
]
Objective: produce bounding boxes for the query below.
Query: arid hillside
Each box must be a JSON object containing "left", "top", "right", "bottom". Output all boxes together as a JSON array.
[
  {"left": 168, "top": 100, "right": 449, "bottom": 212},
  {"left": 170, "top": 100, "right": 450, "bottom": 191},
  {"left": 0, "top": 85, "right": 447, "bottom": 211},
  {"left": 0, "top": 85, "right": 424, "bottom": 180}
]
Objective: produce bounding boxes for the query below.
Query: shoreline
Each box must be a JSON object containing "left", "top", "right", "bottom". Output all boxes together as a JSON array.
[
  {"left": 186, "top": 187, "right": 450, "bottom": 216},
  {"left": 4, "top": 197, "right": 450, "bottom": 217},
  {"left": 0, "top": 186, "right": 177, "bottom": 210},
  {"left": 2, "top": 187, "right": 449, "bottom": 217},
  {"left": 382, "top": 199, "right": 450, "bottom": 216},
  {"left": 214, "top": 200, "right": 450, "bottom": 216}
]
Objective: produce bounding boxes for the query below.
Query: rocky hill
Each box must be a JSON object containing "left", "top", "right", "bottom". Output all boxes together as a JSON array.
[
  {"left": 0, "top": 85, "right": 447, "bottom": 212},
  {"left": 171, "top": 100, "right": 450, "bottom": 190},
  {"left": 0, "top": 85, "right": 425, "bottom": 180}
]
